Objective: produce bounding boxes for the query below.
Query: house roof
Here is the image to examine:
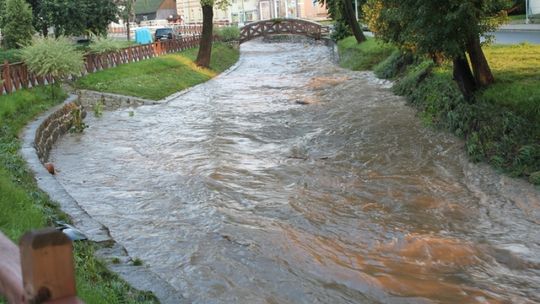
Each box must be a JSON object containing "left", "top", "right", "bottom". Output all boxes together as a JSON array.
[{"left": 134, "top": 0, "right": 164, "bottom": 15}]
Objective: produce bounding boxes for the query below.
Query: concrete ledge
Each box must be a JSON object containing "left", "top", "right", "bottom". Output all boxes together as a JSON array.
[{"left": 20, "top": 94, "right": 184, "bottom": 303}]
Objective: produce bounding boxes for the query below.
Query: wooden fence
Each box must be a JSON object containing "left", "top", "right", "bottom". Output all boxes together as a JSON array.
[
  {"left": 1, "top": 35, "right": 202, "bottom": 95},
  {"left": 0, "top": 229, "right": 81, "bottom": 303}
]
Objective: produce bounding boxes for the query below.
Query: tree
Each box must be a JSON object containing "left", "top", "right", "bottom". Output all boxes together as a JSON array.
[
  {"left": 28, "top": 0, "right": 118, "bottom": 37},
  {"left": 0, "top": 0, "right": 6, "bottom": 29},
  {"left": 196, "top": 0, "right": 229, "bottom": 67},
  {"left": 363, "top": 0, "right": 509, "bottom": 99},
  {"left": 320, "top": 0, "right": 366, "bottom": 43},
  {"left": 118, "top": 0, "right": 136, "bottom": 41},
  {"left": 2, "top": 0, "right": 34, "bottom": 49}
]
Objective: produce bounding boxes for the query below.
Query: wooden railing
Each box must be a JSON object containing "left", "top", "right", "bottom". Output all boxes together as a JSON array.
[
  {"left": 239, "top": 18, "right": 327, "bottom": 44},
  {"left": 1, "top": 35, "right": 202, "bottom": 95},
  {"left": 0, "top": 229, "right": 81, "bottom": 303}
]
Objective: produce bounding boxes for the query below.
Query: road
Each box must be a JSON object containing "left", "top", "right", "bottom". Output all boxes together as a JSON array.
[
  {"left": 364, "top": 30, "right": 540, "bottom": 44},
  {"left": 491, "top": 30, "right": 540, "bottom": 44}
]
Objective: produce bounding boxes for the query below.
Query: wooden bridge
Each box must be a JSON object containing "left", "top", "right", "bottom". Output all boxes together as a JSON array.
[{"left": 239, "top": 19, "right": 329, "bottom": 44}]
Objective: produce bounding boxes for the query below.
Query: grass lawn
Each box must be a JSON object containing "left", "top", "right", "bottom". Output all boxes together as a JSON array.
[
  {"left": 76, "top": 42, "right": 240, "bottom": 100},
  {"left": 338, "top": 37, "right": 396, "bottom": 71},
  {"left": 479, "top": 43, "right": 540, "bottom": 119},
  {"left": 0, "top": 87, "right": 158, "bottom": 303}
]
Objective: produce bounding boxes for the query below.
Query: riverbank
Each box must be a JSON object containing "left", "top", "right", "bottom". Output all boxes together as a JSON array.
[
  {"left": 338, "top": 36, "right": 540, "bottom": 185},
  {"left": 0, "top": 43, "right": 240, "bottom": 303},
  {"left": 76, "top": 42, "right": 240, "bottom": 100},
  {"left": 0, "top": 87, "right": 157, "bottom": 303}
]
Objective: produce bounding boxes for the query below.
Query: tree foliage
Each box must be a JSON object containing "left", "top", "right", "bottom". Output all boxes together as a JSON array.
[
  {"left": 2, "top": 0, "right": 34, "bottom": 49},
  {"left": 321, "top": 0, "right": 367, "bottom": 43},
  {"left": 0, "top": 0, "right": 6, "bottom": 29},
  {"left": 363, "top": 0, "right": 511, "bottom": 99},
  {"left": 26, "top": 0, "right": 119, "bottom": 37}
]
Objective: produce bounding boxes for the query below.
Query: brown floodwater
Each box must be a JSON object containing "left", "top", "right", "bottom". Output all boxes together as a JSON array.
[{"left": 50, "top": 40, "right": 540, "bottom": 303}]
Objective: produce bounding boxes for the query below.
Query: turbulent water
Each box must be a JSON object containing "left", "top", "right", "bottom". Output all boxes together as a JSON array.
[{"left": 50, "top": 40, "right": 540, "bottom": 303}]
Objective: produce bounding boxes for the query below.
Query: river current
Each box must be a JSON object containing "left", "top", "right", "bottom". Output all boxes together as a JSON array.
[{"left": 50, "top": 40, "right": 540, "bottom": 303}]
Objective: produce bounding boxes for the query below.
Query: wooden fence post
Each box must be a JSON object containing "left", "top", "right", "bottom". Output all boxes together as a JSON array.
[
  {"left": 19, "top": 229, "right": 81, "bottom": 304},
  {"left": 2, "top": 60, "right": 13, "bottom": 94}
]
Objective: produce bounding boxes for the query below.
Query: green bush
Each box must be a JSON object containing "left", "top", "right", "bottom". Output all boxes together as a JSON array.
[
  {"left": 530, "top": 171, "right": 540, "bottom": 185},
  {"left": 1, "top": 0, "right": 34, "bottom": 49},
  {"left": 373, "top": 49, "right": 415, "bottom": 79},
  {"left": 331, "top": 19, "right": 352, "bottom": 42},
  {"left": 88, "top": 35, "right": 126, "bottom": 54},
  {"left": 20, "top": 36, "right": 84, "bottom": 79},
  {"left": 215, "top": 26, "right": 240, "bottom": 42}
]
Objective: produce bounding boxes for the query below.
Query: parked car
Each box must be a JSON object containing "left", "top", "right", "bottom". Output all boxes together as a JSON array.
[{"left": 154, "top": 28, "right": 179, "bottom": 41}]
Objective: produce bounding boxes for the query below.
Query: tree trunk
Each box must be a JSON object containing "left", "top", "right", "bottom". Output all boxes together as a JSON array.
[
  {"left": 341, "top": 0, "right": 366, "bottom": 43},
  {"left": 466, "top": 35, "right": 494, "bottom": 87},
  {"left": 452, "top": 55, "right": 477, "bottom": 102},
  {"left": 41, "top": 24, "right": 49, "bottom": 37},
  {"left": 127, "top": 20, "right": 131, "bottom": 42},
  {"left": 196, "top": 4, "right": 214, "bottom": 68}
]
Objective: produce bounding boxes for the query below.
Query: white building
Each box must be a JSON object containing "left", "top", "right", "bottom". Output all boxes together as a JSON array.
[{"left": 176, "top": 0, "right": 327, "bottom": 24}]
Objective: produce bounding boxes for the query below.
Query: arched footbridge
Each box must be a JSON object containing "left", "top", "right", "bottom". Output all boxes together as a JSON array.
[{"left": 239, "top": 19, "right": 330, "bottom": 44}]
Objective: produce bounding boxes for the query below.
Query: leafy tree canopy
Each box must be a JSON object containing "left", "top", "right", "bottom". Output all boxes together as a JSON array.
[
  {"left": 2, "top": 0, "right": 34, "bottom": 49},
  {"left": 27, "top": 0, "right": 119, "bottom": 37},
  {"left": 363, "top": 0, "right": 509, "bottom": 59}
]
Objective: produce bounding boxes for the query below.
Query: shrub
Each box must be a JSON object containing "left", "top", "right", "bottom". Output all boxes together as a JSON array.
[
  {"left": 20, "top": 36, "right": 84, "bottom": 80},
  {"left": 88, "top": 35, "right": 126, "bottom": 54},
  {"left": 373, "top": 50, "right": 415, "bottom": 79},
  {"left": 331, "top": 19, "right": 351, "bottom": 41},
  {"left": 1, "top": 0, "right": 34, "bottom": 49},
  {"left": 215, "top": 26, "right": 240, "bottom": 42}
]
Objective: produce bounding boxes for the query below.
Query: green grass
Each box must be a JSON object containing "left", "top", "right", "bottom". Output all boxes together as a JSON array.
[
  {"left": 338, "top": 38, "right": 540, "bottom": 184},
  {"left": 338, "top": 36, "right": 396, "bottom": 71},
  {"left": 508, "top": 14, "right": 525, "bottom": 21},
  {"left": 77, "top": 42, "right": 240, "bottom": 100},
  {"left": 479, "top": 43, "right": 540, "bottom": 119},
  {"left": 0, "top": 87, "right": 158, "bottom": 303}
]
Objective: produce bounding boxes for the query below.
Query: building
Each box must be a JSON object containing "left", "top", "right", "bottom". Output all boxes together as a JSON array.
[
  {"left": 177, "top": 0, "right": 233, "bottom": 23},
  {"left": 135, "top": 0, "right": 178, "bottom": 22},
  {"left": 176, "top": 0, "right": 327, "bottom": 24}
]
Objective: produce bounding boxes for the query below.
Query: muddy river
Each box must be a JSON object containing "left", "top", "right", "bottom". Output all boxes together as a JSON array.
[{"left": 50, "top": 40, "right": 540, "bottom": 303}]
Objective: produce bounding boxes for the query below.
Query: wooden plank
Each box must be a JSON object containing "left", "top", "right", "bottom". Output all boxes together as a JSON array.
[
  {"left": 19, "top": 229, "right": 78, "bottom": 303},
  {"left": 2, "top": 60, "right": 13, "bottom": 94},
  {"left": 0, "top": 232, "right": 24, "bottom": 304}
]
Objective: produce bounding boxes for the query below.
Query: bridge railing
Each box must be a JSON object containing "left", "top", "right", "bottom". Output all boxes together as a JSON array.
[
  {"left": 0, "top": 229, "right": 82, "bottom": 303},
  {"left": 239, "top": 18, "right": 326, "bottom": 43}
]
